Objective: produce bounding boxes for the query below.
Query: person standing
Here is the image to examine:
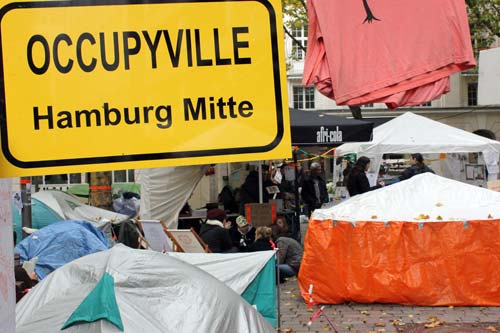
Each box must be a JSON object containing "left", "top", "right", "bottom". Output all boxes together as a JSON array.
[
  {"left": 301, "top": 162, "right": 329, "bottom": 216},
  {"left": 346, "top": 156, "right": 384, "bottom": 197},
  {"left": 399, "top": 153, "right": 434, "bottom": 181}
]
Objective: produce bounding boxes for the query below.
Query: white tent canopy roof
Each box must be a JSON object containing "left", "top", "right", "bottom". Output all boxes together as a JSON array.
[
  {"left": 16, "top": 245, "right": 274, "bottom": 333},
  {"left": 313, "top": 173, "right": 500, "bottom": 222},
  {"left": 336, "top": 112, "right": 500, "bottom": 156}
]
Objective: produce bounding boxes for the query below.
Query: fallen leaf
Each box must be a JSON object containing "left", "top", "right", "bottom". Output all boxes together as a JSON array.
[
  {"left": 377, "top": 329, "right": 386, "bottom": 332},
  {"left": 375, "top": 322, "right": 386, "bottom": 327},
  {"left": 371, "top": 215, "right": 378, "bottom": 219},
  {"left": 424, "top": 320, "right": 444, "bottom": 328},
  {"left": 282, "top": 328, "right": 294, "bottom": 333},
  {"left": 322, "top": 325, "right": 331, "bottom": 331},
  {"left": 291, "top": 294, "right": 298, "bottom": 298},
  {"left": 408, "top": 315, "right": 414, "bottom": 318},
  {"left": 307, "top": 307, "right": 314, "bottom": 313},
  {"left": 448, "top": 305, "right": 454, "bottom": 309},
  {"left": 360, "top": 310, "right": 369, "bottom": 315},
  {"left": 285, "top": 291, "right": 291, "bottom": 294},
  {"left": 487, "top": 326, "right": 498, "bottom": 332}
]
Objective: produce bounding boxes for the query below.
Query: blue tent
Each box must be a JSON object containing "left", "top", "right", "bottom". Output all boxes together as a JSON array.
[{"left": 15, "top": 220, "right": 109, "bottom": 280}]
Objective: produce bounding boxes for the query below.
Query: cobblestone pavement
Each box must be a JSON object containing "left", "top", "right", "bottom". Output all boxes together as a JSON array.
[{"left": 278, "top": 277, "right": 500, "bottom": 333}]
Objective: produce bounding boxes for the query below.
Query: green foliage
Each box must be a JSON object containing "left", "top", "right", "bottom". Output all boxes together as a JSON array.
[{"left": 466, "top": 0, "right": 500, "bottom": 53}]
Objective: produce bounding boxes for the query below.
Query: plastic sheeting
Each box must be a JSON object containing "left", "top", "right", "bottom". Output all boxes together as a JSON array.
[
  {"left": 15, "top": 221, "right": 108, "bottom": 280},
  {"left": 16, "top": 245, "right": 274, "bottom": 333},
  {"left": 138, "top": 166, "right": 207, "bottom": 228},
  {"left": 300, "top": 174, "right": 500, "bottom": 306}
]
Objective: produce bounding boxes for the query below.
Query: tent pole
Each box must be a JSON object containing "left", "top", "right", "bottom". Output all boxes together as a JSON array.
[
  {"left": 275, "top": 250, "right": 281, "bottom": 330},
  {"left": 293, "top": 147, "right": 301, "bottom": 241},
  {"left": 332, "top": 149, "right": 337, "bottom": 191}
]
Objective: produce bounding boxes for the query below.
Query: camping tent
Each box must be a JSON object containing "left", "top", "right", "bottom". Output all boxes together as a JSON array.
[
  {"left": 13, "top": 190, "right": 129, "bottom": 244},
  {"left": 15, "top": 221, "right": 109, "bottom": 280},
  {"left": 299, "top": 173, "right": 500, "bottom": 306},
  {"left": 169, "top": 251, "right": 278, "bottom": 326},
  {"left": 16, "top": 245, "right": 274, "bottom": 333},
  {"left": 290, "top": 109, "right": 373, "bottom": 146},
  {"left": 335, "top": 112, "right": 500, "bottom": 182}
]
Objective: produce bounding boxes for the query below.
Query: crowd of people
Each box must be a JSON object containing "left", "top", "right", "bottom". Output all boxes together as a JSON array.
[{"left": 199, "top": 208, "right": 303, "bottom": 282}]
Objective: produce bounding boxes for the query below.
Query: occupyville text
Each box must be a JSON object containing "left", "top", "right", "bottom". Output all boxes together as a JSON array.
[
  {"left": 26, "top": 27, "right": 251, "bottom": 74},
  {"left": 32, "top": 97, "right": 254, "bottom": 130}
]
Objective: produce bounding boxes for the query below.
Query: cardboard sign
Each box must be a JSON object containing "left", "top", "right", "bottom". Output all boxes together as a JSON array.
[
  {"left": 0, "top": 0, "right": 290, "bottom": 177},
  {"left": 165, "top": 229, "right": 207, "bottom": 253},
  {"left": 245, "top": 202, "right": 276, "bottom": 227}
]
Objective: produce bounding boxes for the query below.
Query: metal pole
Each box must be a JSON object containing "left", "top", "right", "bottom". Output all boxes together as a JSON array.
[
  {"left": 20, "top": 177, "right": 32, "bottom": 239},
  {"left": 293, "top": 148, "right": 301, "bottom": 241},
  {"left": 258, "top": 162, "right": 263, "bottom": 203}
]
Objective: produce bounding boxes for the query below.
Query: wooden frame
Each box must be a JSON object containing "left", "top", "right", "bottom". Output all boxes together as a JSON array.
[
  {"left": 163, "top": 227, "right": 211, "bottom": 253},
  {"left": 135, "top": 220, "right": 173, "bottom": 252}
]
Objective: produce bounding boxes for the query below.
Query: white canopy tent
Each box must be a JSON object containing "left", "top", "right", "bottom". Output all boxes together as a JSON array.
[{"left": 336, "top": 112, "right": 500, "bottom": 184}]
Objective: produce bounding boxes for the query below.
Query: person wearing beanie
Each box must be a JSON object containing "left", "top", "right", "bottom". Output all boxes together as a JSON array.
[
  {"left": 229, "top": 215, "right": 256, "bottom": 251},
  {"left": 200, "top": 209, "right": 237, "bottom": 253}
]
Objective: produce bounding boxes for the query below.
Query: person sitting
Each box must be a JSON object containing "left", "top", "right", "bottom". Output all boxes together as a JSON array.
[
  {"left": 247, "top": 226, "right": 274, "bottom": 252},
  {"left": 398, "top": 153, "right": 434, "bottom": 181},
  {"left": 346, "top": 156, "right": 384, "bottom": 197},
  {"left": 230, "top": 215, "right": 256, "bottom": 251},
  {"left": 199, "top": 209, "right": 237, "bottom": 253},
  {"left": 274, "top": 230, "right": 303, "bottom": 283}
]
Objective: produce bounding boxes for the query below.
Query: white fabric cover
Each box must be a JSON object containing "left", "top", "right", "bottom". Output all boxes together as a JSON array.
[
  {"left": 138, "top": 166, "right": 207, "bottom": 228},
  {"left": 313, "top": 173, "right": 500, "bottom": 222},
  {"left": 169, "top": 251, "right": 275, "bottom": 294},
  {"left": 16, "top": 245, "right": 274, "bottom": 333},
  {"left": 336, "top": 112, "right": 500, "bottom": 181}
]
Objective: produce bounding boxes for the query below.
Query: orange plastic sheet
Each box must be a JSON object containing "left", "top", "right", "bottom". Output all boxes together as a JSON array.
[{"left": 299, "top": 219, "right": 500, "bottom": 306}]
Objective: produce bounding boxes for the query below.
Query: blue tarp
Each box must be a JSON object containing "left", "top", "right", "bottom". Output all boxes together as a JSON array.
[
  {"left": 13, "top": 198, "right": 62, "bottom": 245},
  {"left": 15, "top": 220, "right": 109, "bottom": 280}
]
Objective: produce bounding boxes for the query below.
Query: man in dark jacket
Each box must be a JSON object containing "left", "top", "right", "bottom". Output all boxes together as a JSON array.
[
  {"left": 230, "top": 215, "right": 256, "bottom": 251},
  {"left": 301, "top": 162, "right": 329, "bottom": 215},
  {"left": 199, "top": 209, "right": 236, "bottom": 253}
]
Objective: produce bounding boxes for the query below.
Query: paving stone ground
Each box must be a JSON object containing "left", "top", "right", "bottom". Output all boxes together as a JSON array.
[
  {"left": 278, "top": 277, "right": 500, "bottom": 333},
  {"left": 277, "top": 223, "right": 500, "bottom": 333}
]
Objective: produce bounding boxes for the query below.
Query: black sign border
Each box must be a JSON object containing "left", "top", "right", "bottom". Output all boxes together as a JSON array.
[{"left": 0, "top": 0, "right": 285, "bottom": 168}]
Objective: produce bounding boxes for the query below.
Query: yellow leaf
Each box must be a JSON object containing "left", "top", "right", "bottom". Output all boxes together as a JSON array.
[
  {"left": 375, "top": 322, "right": 386, "bottom": 327},
  {"left": 283, "top": 328, "right": 294, "bottom": 333},
  {"left": 487, "top": 326, "right": 498, "bottom": 332},
  {"left": 307, "top": 307, "right": 314, "bottom": 312},
  {"left": 377, "top": 329, "right": 386, "bottom": 332},
  {"left": 448, "top": 305, "right": 454, "bottom": 309},
  {"left": 322, "top": 325, "right": 331, "bottom": 330},
  {"left": 360, "top": 310, "right": 369, "bottom": 315},
  {"left": 291, "top": 294, "right": 298, "bottom": 298},
  {"left": 408, "top": 314, "right": 414, "bottom": 318}
]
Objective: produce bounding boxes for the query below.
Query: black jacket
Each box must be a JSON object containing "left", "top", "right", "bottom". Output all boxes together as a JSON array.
[
  {"left": 301, "top": 175, "right": 329, "bottom": 209},
  {"left": 199, "top": 223, "right": 234, "bottom": 253},
  {"left": 399, "top": 163, "right": 434, "bottom": 181},
  {"left": 346, "top": 167, "right": 381, "bottom": 197},
  {"left": 247, "top": 238, "right": 273, "bottom": 252}
]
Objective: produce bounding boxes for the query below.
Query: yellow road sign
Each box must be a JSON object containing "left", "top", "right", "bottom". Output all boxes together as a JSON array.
[{"left": 0, "top": 0, "right": 290, "bottom": 177}]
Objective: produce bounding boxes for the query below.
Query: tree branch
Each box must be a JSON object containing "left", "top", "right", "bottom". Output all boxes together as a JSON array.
[{"left": 284, "top": 26, "right": 308, "bottom": 53}]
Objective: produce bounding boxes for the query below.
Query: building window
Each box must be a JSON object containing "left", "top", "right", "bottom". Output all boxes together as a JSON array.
[
  {"left": 293, "top": 86, "right": 315, "bottom": 109},
  {"left": 291, "top": 25, "right": 308, "bottom": 60},
  {"left": 363, "top": 103, "right": 374, "bottom": 108},
  {"left": 113, "top": 170, "right": 127, "bottom": 183},
  {"left": 468, "top": 82, "right": 478, "bottom": 106},
  {"left": 69, "top": 173, "right": 82, "bottom": 184}
]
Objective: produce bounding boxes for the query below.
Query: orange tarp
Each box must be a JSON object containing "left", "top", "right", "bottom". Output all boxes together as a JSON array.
[{"left": 299, "top": 219, "right": 500, "bottom": 306}]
